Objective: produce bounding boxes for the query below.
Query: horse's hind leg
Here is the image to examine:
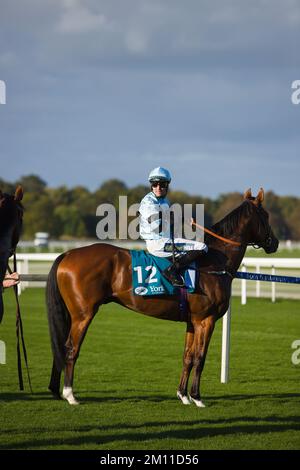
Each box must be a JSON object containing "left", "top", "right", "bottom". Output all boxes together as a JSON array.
[
  {"left": 189, "top": 316, "right": 215, "bottom": 408},
  {"left": 49, "top": 360, "right": 62, "bottom": 399},
  {"left": 177, "top": 322, "right": 194, "bottom": 405},
  {"left": 62, "top": 312, "right": 94, "bottom": 405}
]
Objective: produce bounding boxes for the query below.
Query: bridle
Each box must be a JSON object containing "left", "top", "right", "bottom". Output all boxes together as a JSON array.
[
  {"left": 0, "top": 197, "right": 31, "bottom": 392},
  {"left": 191, "top": 219, "right": 241, "bottom": 246},
  {"left": 247, "top": 203, "right": 273, "bottom": 251},
  {"left": 191, "top": 201, "right": 273, "bottom": 251}
]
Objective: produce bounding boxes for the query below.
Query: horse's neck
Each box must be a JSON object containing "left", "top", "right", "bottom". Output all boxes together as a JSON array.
[
  {"left": 207, "top": 240, "right": 247, "bottom": 275},
  {"left": 207, "top": 216, "right": 250, "bottom": 274},
  {"left": 224, "top": 244, "right": 247, "bottom": 274}
]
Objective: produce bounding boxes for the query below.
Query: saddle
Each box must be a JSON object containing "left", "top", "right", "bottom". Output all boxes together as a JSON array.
[{"left": 130, "top": 250, "right": 197, "bottom": 297}]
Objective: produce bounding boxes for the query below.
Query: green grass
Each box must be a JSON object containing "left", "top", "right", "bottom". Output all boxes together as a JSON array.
[
  {"left": 0, "top": 289, "right": 299, "bottom": 450},
  {"left": 245, "top": 247, "right": 300, "bottom": 258}
]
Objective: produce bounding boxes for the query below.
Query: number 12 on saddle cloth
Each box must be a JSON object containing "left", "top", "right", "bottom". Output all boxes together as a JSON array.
[{"left": 130, "top": 250, "right": 196, "bottom": 296}]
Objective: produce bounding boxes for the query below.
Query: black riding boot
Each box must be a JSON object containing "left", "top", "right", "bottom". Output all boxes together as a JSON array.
[{"left": 162, "top": 250, "right": 206, "bottom": 287}]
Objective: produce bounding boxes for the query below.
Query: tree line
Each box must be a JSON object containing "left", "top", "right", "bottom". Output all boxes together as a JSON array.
[{"left": 1, "top": 174, "right": 300, "bottom": 240}]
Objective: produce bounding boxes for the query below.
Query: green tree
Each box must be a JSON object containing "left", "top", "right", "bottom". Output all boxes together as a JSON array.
[
  {"left": 54, "top": 205, "right": 86, "bottom": 238},
  {"left": 16, "top": 174, "right": 47, "bottom": 194},
  {"left": 264, "top": 191, "right": 290, "bottom": 239},
  {"left": 2, "top": 174, "right": 299, "bottom": 241},
  {"left": 0, "top": 178, "right": 15, "bottom": 194},
  {"left": 22, "top": 193, "right": 60, "bottom": 238},
  {"left": 213, "top": 192, "right": 244, "bottom": 224},
  {"left": 288, "top": 203, "right": 300, "bottom": 239},
  {"left": 94, "top": 179, "right": 128, "bottom": 206}
]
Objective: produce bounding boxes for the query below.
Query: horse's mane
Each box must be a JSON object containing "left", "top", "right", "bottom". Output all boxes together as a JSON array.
[{"left": 205, "top": 200, "right": 253, "bottom": 243}]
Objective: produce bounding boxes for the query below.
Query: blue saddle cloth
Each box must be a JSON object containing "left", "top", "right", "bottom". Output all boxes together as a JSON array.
[{"left": 130, "top": 250, "right": 196, "bottom": 296}]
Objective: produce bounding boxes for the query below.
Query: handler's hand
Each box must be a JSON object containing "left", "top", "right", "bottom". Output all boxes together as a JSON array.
[{"left": 3, "top": 272, "right": 20, "bottom": 288}]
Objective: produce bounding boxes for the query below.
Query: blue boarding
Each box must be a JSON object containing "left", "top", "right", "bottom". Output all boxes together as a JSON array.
[
  {"left": 130, "top": 250, "right": 196, "bottom": 296},
  {"left": 236, "top": 271, "right": 300, "bottom": 284}
]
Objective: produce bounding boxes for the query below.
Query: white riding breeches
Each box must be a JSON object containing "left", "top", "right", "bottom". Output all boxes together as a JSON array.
[{"left": 146, "top": 238, "right": 208, "bottom": 258}]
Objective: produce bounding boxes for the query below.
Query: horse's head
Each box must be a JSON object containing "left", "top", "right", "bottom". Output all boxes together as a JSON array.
[
  {"left": 0, "top": 186, "right": 24, "bottom": 322},
  {"left": 243, "top": 188, "right": 279, "bottom": 254}
]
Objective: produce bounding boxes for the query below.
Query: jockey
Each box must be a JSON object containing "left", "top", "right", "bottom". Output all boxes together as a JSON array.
[{"left": 139, "top": 167, "right": 208, "bottom": 287}]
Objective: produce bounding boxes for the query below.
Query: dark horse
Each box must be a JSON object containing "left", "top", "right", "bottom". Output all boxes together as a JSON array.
[
  {"left": 0, "top": 186, "right": 24, "bottom": 323},
  {"left": 47, "top": 188, "right": 279, "bottom": 406}
]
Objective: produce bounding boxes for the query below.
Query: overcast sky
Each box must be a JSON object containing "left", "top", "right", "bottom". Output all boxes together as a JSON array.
[{"left": 0, "top": 0, "right": 299, "bottom": 198}]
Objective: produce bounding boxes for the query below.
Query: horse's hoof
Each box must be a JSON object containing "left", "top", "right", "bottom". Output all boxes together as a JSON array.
[
  {"left": 177, "top": 391, "right": 191, "bottom": 405},
  {"left": 52, "top": 393, "right": 62, "bottom": 400},
  {"left": 62, "top": 387, "right": 80, "bottom": 405},
  {"left": 188, "top": 394, "right": 206, "bottom": 408},
  {"left": 49, "top": 387, "right": 62, "bottom": 400}
]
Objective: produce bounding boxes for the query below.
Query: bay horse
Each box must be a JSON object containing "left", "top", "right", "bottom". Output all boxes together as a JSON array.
[
  {"left": 0, "top": 186, "right": 24, "bottom": 323},
  {"left": 47, "top": 188, "right": 278, "bottom": 406}
]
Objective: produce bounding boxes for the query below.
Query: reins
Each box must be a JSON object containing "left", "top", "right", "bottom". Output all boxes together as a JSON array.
[
  {"left": 7, "top": 252, "right": 33, "bottom": 393},
  {"left": 190, "top": 219, "right": 241, "bottom": 246}
]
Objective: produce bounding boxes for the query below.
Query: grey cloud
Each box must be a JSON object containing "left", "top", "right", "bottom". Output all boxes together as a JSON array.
[{"left": 0, "top": 0, "right": 299, "bottom": 197}]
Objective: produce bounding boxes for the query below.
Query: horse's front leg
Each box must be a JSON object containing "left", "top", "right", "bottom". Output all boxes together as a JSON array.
[
  {"left": 177, "top": 322, "right": 194, "bottom": 405},
  {"left": 189, "top": 316, "right": 215, "bottom": 408}
]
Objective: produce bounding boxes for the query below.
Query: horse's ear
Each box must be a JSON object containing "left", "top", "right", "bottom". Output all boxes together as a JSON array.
[
  {"left": 14, "top": 185, "right": 24, "bottom": 202},
  {"left": 255, "top": 187, "right": 264, "bottom": 205},
  {"left": 243, "top": 188, "right": 252, "bottom": 199}
]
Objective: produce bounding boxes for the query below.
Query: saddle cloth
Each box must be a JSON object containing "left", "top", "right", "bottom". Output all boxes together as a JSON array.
[{"left": 130, "top": 250, "right": 196, "bottom": 296}]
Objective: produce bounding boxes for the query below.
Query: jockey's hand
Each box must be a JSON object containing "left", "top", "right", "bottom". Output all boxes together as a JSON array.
[{"left": 3, "top": 272, "right": 20, "bottom": 289}]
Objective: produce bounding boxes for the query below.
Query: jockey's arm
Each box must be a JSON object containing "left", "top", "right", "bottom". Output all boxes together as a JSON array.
[{"left": 139, "top": 200, "right": 164, "bottom": 239}]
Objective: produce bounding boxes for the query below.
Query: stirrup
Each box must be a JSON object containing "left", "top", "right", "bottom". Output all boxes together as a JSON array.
[{"left": 162, "top": 267, "right": 185, "bottom": 288}]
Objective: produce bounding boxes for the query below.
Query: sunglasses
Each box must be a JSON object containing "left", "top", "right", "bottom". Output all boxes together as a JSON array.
[{"left": 151, "top": 182, "right": 168, "bottom": 189}]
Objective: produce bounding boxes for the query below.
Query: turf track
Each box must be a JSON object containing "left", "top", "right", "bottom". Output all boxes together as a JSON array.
[{"left": 0, "top": 289, "right": 299, "bottom": 450}]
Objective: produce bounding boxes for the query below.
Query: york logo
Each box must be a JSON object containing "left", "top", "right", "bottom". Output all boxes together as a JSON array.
[
  {"left": 291, "top": 339, "right": 300, "bottom": 365},
  {"left": 0, "top": 340, "right": 6, "bottom": 364},
  {"left": 0, "top": 80, "right": 6, "bottom": 104}
]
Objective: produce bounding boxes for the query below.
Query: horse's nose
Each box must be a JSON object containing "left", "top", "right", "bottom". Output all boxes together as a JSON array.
[{"left": 268, "top": 237, "right": 279, "bottom": 253}]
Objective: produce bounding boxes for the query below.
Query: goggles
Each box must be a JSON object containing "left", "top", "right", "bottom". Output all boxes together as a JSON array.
[{"left": 151, "top": 181, "right": 168, "bottom": 189}]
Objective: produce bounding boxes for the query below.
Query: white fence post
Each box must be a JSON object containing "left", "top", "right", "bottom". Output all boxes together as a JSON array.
[
  {"left": 221, "top": 295, "right": 231, "bottom": 384},
  {"left": 241, "top": 265, "right": 247, "bottom": 305},
  {"left": 23, "top": 258, "right": 29, "bottom": 291},
  {"left": 17, "top": 261, "right": 22, "bottom": 296},
  {"left": 256, "top": 265, "right": 260, "bottom": 298},
  {"left": 271, "top": 266, "right": 276, "bottom": 302}
]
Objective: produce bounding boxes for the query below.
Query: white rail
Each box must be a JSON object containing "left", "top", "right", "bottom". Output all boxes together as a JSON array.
[
  {"left": 14, "top": 254, "right": 300, "bottom": 299},
  {"left": 221, "top": 257, "right": 300, "bottom": 384},
  {"left": 239, "top": 257, "right": 300, "bottom": 304},
  {"left": 10, "top": 253, "right": 300, "bottom": 385}
]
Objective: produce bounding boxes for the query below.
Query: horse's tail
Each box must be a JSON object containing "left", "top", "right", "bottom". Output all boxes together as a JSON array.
[{"left": 46, "top": 253, "right": 70, "bottom": 371}]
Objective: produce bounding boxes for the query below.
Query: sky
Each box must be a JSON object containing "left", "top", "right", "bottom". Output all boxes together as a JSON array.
[{"left": 0, "top": 0, "right": 299, "bottom": 198}]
